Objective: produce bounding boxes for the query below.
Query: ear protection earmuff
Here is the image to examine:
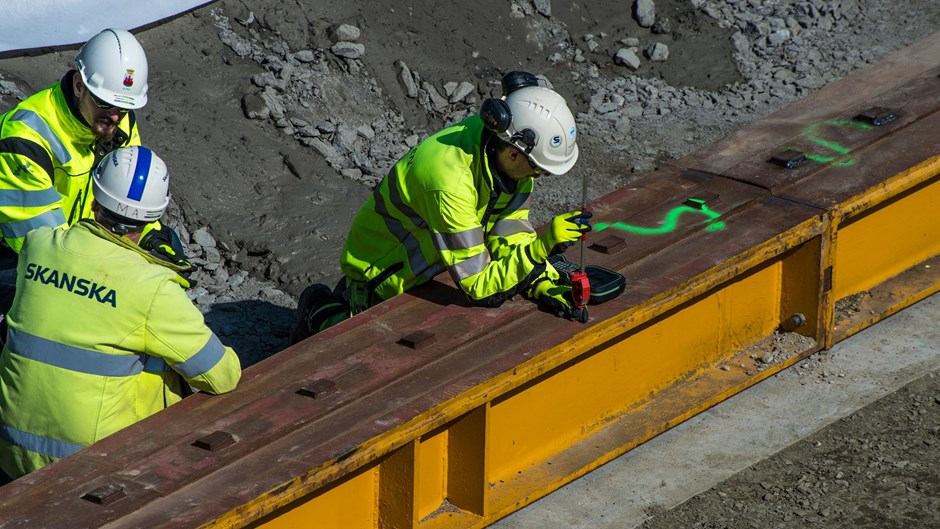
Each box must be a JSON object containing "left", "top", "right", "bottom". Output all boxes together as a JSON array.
[
  {"left": 500, "top": 71, "right": 540, "bottom": 94},
  {"left": 480, "top": 98, "right": 513, "bottom": 133},
  {"left": 480, "top": 71, "right": 542, "bottom": 152}
]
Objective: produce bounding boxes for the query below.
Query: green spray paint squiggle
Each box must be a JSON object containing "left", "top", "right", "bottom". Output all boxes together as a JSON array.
[
  {"left": 796, "top": 119, "right": 873, "bottom": 168},
  {"left": 595, "top": 204, "right": 725, "bottom": 235}
]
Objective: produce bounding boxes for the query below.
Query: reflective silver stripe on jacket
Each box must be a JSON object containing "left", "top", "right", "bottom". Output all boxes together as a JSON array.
[
  {"left": 143, "top": 355, "right": 167, "bottom": 373},
  {"left": 0, "top": 423, "right": 83, "bottom": 459},
  {"left": 432, "top": 227, "right": 484, "bottom": 251},
  {"left": 0, "top": 187, "right": 62, "bottom": 208},
  {"left": 501, "top": 192, "right": 531, "bottom": 215},
  {"left": 7, "top": 327, "right": 146, "bottom": 377},
  {"left": 489, "top": 219, "right": 534, "bottom": 238},
  {"left": 450, "top": 251, "right": 491, "bottom": 281},
  {"left": 172, "top": 334, "right": 226, "bottom": 379},
  {"left": 10, "top": 110, "right": 72, "bottom": 165},
  {"left": 0, "top": 209, "right": 67, "bottom": 239},
  {"left": 377, "top": 177, "right": 443, "bottom": 281}
]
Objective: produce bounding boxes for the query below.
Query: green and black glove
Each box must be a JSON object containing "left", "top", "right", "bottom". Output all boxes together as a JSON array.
[
  {"left": 526, "top": 277, "right": 589, "bottom": 323},
  {"left": 139, "top": 223, "right": 198, "bottom": 289},
  {"left": 528, "top": 210, "right": 592, "bottom": 263}
]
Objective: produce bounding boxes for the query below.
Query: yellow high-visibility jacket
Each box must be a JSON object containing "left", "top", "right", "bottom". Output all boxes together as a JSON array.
[
  {"left": 341, "top": 116, "right": 547, "bottom": 306},
  {"left": 0, "top": 71, "right": 140, "bottom": 253},
  {"left": 0, "top": 220, "right": 241, "bottom": 479}
]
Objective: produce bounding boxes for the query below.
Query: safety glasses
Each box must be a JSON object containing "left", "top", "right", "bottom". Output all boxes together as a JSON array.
[
  {"left": 525, "top": 155, "right": 547, "bottom": 176},
  {"left": 87, "top": 90, "right": 127, "bottom": 114}
]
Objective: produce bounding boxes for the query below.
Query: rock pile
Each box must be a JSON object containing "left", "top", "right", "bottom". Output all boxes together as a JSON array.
[{"left": 212, "top": 10, "right": 481, "bottom": 189}]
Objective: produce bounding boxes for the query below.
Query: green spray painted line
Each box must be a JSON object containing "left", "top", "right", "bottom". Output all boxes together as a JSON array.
[
  {"left": 795, "top": 119, "right": 871, "bottom": 167},
  {"left": 822, "top": 119, "right": 872, "bottom": 130},
  {"left": 807, "top": 135, "right": 851, "bottom": 155},
  {"left": 595, "top": 204, "right": 725, "bottom": 235},
  {"left": 807, "top": 154, "right": 835, "bottom": 163},
  {"left": 804, "top": 152, "right": 857, "bottom": 167}
]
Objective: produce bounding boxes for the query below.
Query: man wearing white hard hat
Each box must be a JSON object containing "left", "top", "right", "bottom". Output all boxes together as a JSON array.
[
  {"left": 0, "top": 146, "right": 241, "bottom": 481},
  {"left": 0, "top": 29, "right": 192, "bottom": 318},
  {"left": 0, "top": 28, "right": 147, "bottom": 253},
  {"left": 291, "top": 71, "right": 591, "bottom": 342}
]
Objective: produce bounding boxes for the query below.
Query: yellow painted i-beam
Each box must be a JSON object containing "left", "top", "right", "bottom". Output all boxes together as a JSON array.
[{"left": 247, "top": 215, "right": 826, "bottom": 529}]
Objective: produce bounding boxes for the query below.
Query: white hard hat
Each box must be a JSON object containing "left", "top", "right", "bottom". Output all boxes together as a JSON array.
[
  {"left": 75, "top": 29, "right": 149, "bottom": 110},
  {"left": 502, "top": 86, "right": 579, "bottom": 175},
  {"left": 93, "top": 146, "right": 169, "bottom": 224}
]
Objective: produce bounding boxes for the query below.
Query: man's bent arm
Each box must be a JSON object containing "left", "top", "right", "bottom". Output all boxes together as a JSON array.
[{"left": 146, "top": 280, "right": 241, "bottom": 394}]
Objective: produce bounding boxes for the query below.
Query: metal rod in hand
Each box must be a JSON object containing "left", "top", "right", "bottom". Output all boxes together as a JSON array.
[{"left": 580, "top": 171, "right": 587, "bottom": 271}]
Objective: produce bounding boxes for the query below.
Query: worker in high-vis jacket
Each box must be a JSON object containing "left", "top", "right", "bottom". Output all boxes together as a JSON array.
[
  {"left": 0, "top": 146, "right": 241, "bottom": 481},
  {"left": 0, "top": 28, "right": 193, "bottom": 318},
  {"left": 291, "top": 72, "right": 591, "bottom": 343}
]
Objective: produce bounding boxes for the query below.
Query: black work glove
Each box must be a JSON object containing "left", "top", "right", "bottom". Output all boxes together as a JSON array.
[
  {"left": 528, "top": 278, "right": 589, "bottom": 323},
  {"left": 139, "top": 224, "right": 198, "bottom": 289}
]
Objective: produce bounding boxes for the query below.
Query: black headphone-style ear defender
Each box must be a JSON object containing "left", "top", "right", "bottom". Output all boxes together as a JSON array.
[
  {"left": 480, "top": 70, "right": 542, "bottom": 136},
  {"left": 500, "top": 71, "right": 540, "bottom": 94},
  {"left": 480, "top": 98, "right": 513, "bottom": 133}
]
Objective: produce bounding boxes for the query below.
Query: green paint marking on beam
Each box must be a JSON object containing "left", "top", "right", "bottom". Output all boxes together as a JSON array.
[
  {"left": 594, "top": 117, "right": 876, "bottom": 239},
  {"left": 595, "top": 204, "right": 724, "bottom": 235},
  {"left": 806, "top": 153, "right": 857, "bottom": 167},
  {"left": 807, "top": 135, "right": 851, "bottom": 155},
  {"left": 793, "top": 118, "right": 874, "bottom": 168},
  {"left": 824, "top": 119, "right": 872, "bottom": 130},
  {"left": 806, "top": 154, "right": 836, "bottom": 163}
]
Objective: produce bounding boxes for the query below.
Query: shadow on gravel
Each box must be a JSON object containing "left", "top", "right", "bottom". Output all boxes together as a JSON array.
[{"left": 203, "top": 300, "right": 295, "bottom": 368}]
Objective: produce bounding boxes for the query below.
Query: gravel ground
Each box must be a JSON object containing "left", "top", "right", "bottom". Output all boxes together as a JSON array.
[{"left": 642, "top": 368, "right": 940, "bottom": 529}]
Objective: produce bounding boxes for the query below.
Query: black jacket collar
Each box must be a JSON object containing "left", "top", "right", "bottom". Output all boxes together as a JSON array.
[
  {"left": 482, "top": 129, "right": 518, "bottom": 195},
  {"left": 60, "top": 70, "right": 91, "bottom": 128}
]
